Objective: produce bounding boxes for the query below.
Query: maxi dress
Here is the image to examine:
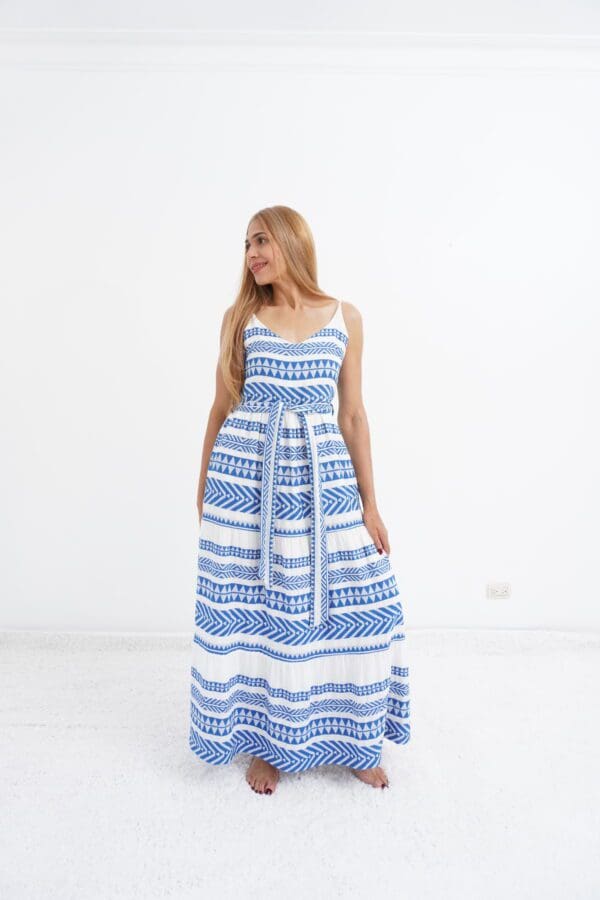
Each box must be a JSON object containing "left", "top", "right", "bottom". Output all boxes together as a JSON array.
[{"left": 189, "top": 300, "right": 410, "bottom": 772}]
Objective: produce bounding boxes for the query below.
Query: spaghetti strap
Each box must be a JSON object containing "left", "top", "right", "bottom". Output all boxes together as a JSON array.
[{"left": 336, "top": 298, "right": 347, "bottom": 336}]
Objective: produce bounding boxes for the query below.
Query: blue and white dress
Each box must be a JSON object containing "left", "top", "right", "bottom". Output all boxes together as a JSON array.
[{"left": 189, "top": 299, "right": 410, "bottom": 772}]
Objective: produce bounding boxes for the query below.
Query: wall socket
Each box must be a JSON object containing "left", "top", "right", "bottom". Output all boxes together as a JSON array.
[{"left": 486, "top": 582, "right": 511, "bottom": 599}]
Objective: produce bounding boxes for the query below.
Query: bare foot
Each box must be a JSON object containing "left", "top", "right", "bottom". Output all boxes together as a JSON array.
[
  {"left": 350, "top": 765, "right": 389, "bottom": 788},
  {"left": 246, "top": 756, "right": 280, "bottom": 795}
]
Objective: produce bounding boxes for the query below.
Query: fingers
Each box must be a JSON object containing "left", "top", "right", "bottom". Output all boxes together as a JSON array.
[
  {"left": 364, "top": 515, "right": 391, "bottom": 556},
  {"left": 371, "top": 527, "right": 387, "bottom": 554},
  {"left": 378, "top": 529, "right": 390, "bottom": 556}
]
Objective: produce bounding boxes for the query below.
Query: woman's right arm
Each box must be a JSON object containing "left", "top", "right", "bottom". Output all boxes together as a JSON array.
[{"left": 196, "top": 307, "right": 235, "bottom": 524}]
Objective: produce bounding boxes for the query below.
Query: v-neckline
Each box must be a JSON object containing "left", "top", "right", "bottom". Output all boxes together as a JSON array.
[{"left": 252, "top": 300, "right": 340, "bottom": 345}]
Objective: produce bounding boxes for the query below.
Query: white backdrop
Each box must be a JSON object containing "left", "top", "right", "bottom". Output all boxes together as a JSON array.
[{"left": 1, "top": 24, "right": 598, "bottom": 631}]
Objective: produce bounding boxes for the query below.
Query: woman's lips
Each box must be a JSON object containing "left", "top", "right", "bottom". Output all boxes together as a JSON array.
[{"left": 252, "top": 262, "right": 268, "bottom": 273}]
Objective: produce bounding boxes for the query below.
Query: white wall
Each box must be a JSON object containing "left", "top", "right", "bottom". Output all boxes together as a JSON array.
[
  {"left": 1, "top": 0, "right": 600, "bottom": 33},
  {"left": 1, "top": 25, "right": 598, "bottom": 631}
]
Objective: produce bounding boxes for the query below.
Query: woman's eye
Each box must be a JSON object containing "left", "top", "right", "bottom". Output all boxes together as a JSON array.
[{"left": 245, "top": 237, "right": 267, "bottom": 250}]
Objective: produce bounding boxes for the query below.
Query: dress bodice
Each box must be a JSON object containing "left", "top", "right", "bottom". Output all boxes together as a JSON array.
[{"left": 240, "top": 300, "right": 348, "bottom": 407}]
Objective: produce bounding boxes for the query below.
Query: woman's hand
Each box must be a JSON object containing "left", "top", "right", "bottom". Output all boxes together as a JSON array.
[{"left": 362, "top": 506, "right": 391, "bottom": 555}]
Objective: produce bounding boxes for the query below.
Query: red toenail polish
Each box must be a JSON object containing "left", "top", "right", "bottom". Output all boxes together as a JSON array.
[{"left": 266, "top": 788, "right": 272, "bottom": 794}]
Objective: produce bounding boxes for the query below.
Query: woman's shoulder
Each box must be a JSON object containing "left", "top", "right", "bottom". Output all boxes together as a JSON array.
[
  {"left": 336, "top": 299, "right": 362, "bottom": 332},
  {"left": 337, "top": 299, "right": 361, "bottom": 318}
]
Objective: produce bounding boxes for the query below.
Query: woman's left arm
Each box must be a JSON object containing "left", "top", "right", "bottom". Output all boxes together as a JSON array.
[{"left": 337, "top": 302, "right": 391, "bottom": 556}]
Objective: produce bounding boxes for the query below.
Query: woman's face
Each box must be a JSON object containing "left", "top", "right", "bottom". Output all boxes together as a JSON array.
[{"left": 245, "top": 221, "right": 284, "bottom": 284}]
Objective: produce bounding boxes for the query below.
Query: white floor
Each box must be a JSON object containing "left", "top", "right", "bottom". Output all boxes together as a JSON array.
[{"left": 1, "top": 629, "right": 599, "bottom": 900}]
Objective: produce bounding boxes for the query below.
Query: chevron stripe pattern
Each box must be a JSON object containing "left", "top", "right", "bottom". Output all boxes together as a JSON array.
[{"left": 190, "top": 299, "right": 410, "bottom": 773}]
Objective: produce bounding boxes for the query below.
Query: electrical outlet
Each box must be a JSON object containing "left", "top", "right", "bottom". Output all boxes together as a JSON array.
[{"left": 486, "top": 582, "right": 511, "bottom": 599}]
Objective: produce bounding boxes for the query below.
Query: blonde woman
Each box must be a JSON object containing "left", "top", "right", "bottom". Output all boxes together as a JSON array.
[{"left": 189, "top": 205, "right": 410, "bottom": 794}]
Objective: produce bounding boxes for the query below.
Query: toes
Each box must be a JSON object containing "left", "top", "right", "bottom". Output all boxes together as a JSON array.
[
  {"left": 349, "top": 764, "right": 389, "bottom": 788},
  {"left": 249, "top": 778, "right": 262, "bottom": 793},
  {"left": 247, "top": 761, "right": 279, "bottom": 795}
]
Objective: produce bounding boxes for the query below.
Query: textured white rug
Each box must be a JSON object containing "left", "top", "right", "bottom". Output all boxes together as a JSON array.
[{"left": 1, "top": 629, "right": 598, "bottom": 900}]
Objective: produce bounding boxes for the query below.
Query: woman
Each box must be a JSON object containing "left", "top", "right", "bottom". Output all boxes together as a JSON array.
[{"left": 189, "top": 205, "right": 410, "bottom": 794}]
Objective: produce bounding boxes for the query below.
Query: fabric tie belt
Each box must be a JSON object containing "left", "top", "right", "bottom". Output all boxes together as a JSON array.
[{"left": 235, "top": 397, "right": 334, "bottom": 627}]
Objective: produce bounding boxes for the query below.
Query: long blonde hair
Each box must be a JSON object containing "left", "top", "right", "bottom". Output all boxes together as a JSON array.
[{"left": 220, "top": 205, "right": 334, "bottom": 411}]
